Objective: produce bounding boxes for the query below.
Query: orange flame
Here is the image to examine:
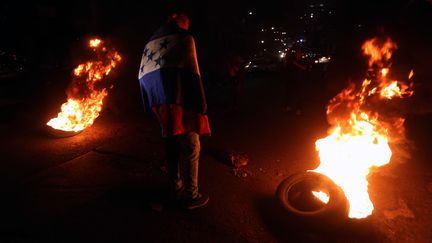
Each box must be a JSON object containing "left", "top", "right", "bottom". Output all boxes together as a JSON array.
[
  {"left": 47, "top": 38, "right": 121, "bottom": 132},
  {"left": 380, "top": 81, "right": 413, "bottom": 99},
  {"left": 311, "top": 37, "right": 413, "bottom": 218},
  {"left": 362, "top": 37, "right": 397, "bottom": 67}
]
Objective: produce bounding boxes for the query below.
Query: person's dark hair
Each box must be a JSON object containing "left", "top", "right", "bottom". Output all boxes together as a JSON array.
[{"left": 167, "top": 11, "right": 186, "bottom": 21}]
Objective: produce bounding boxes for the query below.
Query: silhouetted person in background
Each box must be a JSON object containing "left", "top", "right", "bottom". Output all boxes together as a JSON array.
[
  {"left": 138, "top": 12, "right": 210, "bottom": 209},
  {"left": 227, "top": 53, "right": 245, "bottom": 112},
  {"left": 284, "top": 47, "right": 309, "bottom": 115}
]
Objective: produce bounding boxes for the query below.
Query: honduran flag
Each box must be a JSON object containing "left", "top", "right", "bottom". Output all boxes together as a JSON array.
[{"left": 138, "top": 23, "right": 210, "bottom": 137}]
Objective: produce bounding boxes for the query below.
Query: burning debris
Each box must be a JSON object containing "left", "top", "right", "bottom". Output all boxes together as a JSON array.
[
  {"left": 310, "top": 37, "right": 414, "bottom": 219},
  {"left": 228, "top": 151, "right": 249, "bottom": 168},
  {"left": 206, "top": 148, "right": 250, "bottom": 177},
  {"left": 232, "top": 167, "right": 251, "bottom": 178},
  {"left": 46, "top": 38, "right": 121, "bottom": 133},
  {"left": 206, "top": 148, "right": 249, "bottom": 168}
]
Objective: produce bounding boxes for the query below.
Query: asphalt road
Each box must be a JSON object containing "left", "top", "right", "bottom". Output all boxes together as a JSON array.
[{"left": 1, "top": 64, "right": 432, "bottom": 242}]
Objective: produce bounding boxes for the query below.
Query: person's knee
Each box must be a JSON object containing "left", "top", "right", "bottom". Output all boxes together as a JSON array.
[
  {"left": 188, "top": 134, "right": 201, "bottom": 160},
  {"left": 180, "top": 132, "right": 200, "bottom": 159}
]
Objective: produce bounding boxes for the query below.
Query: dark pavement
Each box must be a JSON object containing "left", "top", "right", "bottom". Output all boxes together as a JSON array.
[{"left": 1, "top": 61, "right": 432, "bottom": 243}]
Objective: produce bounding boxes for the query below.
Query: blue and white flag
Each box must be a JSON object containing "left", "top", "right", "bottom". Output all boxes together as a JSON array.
[{"left": 138, "top": 24, "right": 207, "bottom": 114}]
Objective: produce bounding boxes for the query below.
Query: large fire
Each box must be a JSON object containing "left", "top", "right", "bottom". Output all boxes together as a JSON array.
[
  {"left": 47, "top": 38, "right": 121, "bottom": 132},
  {"left": 311, "top": 37, "right": 414, "bottom": 219}
]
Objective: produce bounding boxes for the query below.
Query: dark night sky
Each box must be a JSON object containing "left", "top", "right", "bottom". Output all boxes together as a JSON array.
[
  {"left": 1, "top": 0, "right": 430, "bottom": 40},
  {"left": 1, "top": 0, "right": 431, "bottom": 73},
  {"left": 2, "top": 0, "right": 429, "bottom": 38}
]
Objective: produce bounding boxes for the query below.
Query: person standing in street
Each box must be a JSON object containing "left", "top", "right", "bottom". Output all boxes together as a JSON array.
[
  {"left": 138, "top": 12, "right": 210, "bottom": 209},
  {"left": 227, "top": 53, "right": 246, "bottom": 112},
  {"left": 283, "top": 46, "right": 309, "bottom": 115}
]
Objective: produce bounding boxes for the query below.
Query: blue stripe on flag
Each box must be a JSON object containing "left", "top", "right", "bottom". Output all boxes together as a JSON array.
[{"left": 139, "top": 67, "right": 207, "bottom": 114}]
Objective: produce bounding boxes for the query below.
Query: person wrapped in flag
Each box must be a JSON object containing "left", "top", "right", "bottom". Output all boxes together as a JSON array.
[{"left": 138, "top": 12, "right": 210, "bottom": 209}]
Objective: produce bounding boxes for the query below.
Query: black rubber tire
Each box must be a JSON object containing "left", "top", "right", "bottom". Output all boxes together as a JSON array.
[
  {"left": 276, "top": 171, "right": 349, "bottom": 221},
  {"left": 45, "top": 125, "right": 83, "bottom": 138}
]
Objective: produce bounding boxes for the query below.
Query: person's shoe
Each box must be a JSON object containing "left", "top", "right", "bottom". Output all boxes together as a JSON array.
[
  {"left": 175, "top": 187, "right": 185, "bottom": 201},
  {"left": 183, "top": 193, "right": 209, "bottom": 210}
]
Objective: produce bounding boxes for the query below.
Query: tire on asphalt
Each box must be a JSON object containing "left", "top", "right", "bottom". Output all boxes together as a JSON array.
[
  {"left": 276, "top": 171, "right": 349, "bottom": 226},
  {"left": 45, "top": 125, "right": 83, "bottom": 138}
]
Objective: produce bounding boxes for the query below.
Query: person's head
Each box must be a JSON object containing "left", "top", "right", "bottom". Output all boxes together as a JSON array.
[{"left": 167, "top": 12, "right": 189, "bottom": 30}]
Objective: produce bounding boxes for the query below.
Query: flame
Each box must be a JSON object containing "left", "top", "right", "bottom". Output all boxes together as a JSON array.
[
  {"left": 311, "top": 37, "right": 413, "bottom": 218},
  {"left": 408, "top": 70, "right": 414, "bottom": 79},
  {"left": 89, "top": 39, "right": 102, "bottom": 48},
  {"left": 362, "top": 37, "right": 397, "bottom": 67},
  {"left": 380, "top": 81, "right": 413, "bottom": 99},
  {"left": 312, "top": 191, "right": 330, "bottom": 204},
  {"left": 47, "top": 38, "right": 121, "bottom": 132}
]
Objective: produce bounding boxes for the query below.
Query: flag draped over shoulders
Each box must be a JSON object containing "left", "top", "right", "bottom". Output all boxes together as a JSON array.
[{"left": 138, "top": 23, "right": 210, "bottom": 137}]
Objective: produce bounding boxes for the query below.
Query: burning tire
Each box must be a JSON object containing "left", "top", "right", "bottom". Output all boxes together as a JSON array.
[
  {"left": 45, "top": 126, "right": 83, "bottom": 138},
  {"left": 276, "top": 171, "right": 349, "bottom": 223}
]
